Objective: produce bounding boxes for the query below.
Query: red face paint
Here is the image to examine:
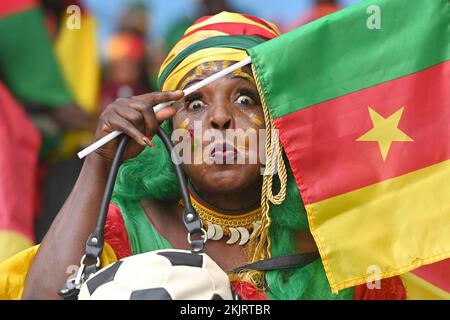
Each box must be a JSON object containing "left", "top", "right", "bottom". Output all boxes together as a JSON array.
[{"left": 188, "top": 127, "right": 195, "bottom": 138}]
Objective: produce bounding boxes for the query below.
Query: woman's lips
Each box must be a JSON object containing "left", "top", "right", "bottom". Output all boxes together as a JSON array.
[{"left": 210, "top": 142, "right": 238, "bottom": 162}]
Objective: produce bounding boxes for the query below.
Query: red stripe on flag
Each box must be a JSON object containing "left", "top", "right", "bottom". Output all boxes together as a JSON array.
[
  {"left": 0, "top": 0, "right": 37, "bottom": 18},
  {"left": 0, "top": 83, "right": 40, "bottom": 241},
  {"left": 181, "top": 22, "right": 277, "bottom": 41},
  {"left": 411, "top": 259, "right": 450, "bottom": 293},
  {"left": 275, "top": 60, "right": 450, "bottom": 204}
]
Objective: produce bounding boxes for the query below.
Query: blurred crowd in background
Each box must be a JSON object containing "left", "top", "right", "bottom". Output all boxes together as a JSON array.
[{"left": 0, "top": 0, "right": 359, "bottom": 262}]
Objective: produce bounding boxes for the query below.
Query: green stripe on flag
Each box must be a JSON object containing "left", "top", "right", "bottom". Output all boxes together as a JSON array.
[
  {"left": 0, "top": 7, "right": 73, "bottom": 107},
  {"left": 248, "top": 0, "right": 450, "bottom": 119}
]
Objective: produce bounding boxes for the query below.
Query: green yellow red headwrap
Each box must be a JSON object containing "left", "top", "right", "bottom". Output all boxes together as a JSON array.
[{"left": 158, "top": 11, "right": 280, "bottom": 91}]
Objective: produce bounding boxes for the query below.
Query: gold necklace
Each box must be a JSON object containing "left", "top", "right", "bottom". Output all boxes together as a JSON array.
[{"left": 179, "top": 195, "right": 262, "bottom": 246}]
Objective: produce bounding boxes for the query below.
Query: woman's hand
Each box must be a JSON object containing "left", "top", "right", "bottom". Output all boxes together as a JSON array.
[
  {"left": 94, "top": 90, "right": 184, "bottom": 161},
  {"left": 22, "top": 90, "right": 184, "bottom": 299}
]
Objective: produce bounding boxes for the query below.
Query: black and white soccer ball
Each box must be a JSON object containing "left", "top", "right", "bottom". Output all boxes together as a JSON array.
[{"left": 78, "top": 249, "right": 234, "bottom": 300}]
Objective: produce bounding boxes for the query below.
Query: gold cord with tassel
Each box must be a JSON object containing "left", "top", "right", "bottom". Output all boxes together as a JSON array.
[{"left": 236, "top": 63, "right": 288, "bottom": 291}]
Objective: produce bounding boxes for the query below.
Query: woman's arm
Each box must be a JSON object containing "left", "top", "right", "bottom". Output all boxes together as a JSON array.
[
  {"left": 22, "top": 153, "right": 111, "bottom": 299},
  {"left": 22, "top": 91, "right": 183, "bottom": 299}
]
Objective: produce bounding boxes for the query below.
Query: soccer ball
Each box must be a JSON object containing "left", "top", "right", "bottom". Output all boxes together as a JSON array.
[{"left": 78, "top": 249, "right": 234, "bottom": 300}]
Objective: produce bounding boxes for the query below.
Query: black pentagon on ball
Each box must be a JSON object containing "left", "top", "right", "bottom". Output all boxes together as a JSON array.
[
  {"left": 130, "top": 287, "right": 173, "bottom": 300},
  {"left": 211, "top": 294, "right": 224, "bottom": 300},
  {"left": 86, "top": 261, "right": 123, "bottom": 295},
  {"left": 157, "top": 251, "right": 203, "bottom": 268}
]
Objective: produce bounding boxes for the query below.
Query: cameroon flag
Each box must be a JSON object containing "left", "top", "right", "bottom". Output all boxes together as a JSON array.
[
  {"left": 0, "top": 0, "right": 70, "bottom": 262},
  {"left": 0, "top": 0, "right": 73, "bottom": 107},
  {"left": 249, "top": 0, "right": 450, "bottom": 293},
  {"left": 0, "top": 83, "right": 40, "bottom": 262},
  {"left": 54, "top": 1, "right": 100, "bottom": 157}
]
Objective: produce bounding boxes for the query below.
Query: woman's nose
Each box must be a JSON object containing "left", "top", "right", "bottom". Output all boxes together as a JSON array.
[{"left": 208, "top": 103, "right": 234, "bottom": 130}]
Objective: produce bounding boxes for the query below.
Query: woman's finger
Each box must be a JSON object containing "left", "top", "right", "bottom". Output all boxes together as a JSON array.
[
  {"left": 133, "top": 90, "right": 184, "bottom": 108},
  {"left": 155, "top": 105, "right": 177, "bottom": 122},
  {"left": 114, "top": 103, "right": 147, "bottom": 134},
  {"left": 127, "top": 100, "right": 158, "bottom": 137},
  {"left": 105, "top": 114, "right": 147, "bottom": 147}
]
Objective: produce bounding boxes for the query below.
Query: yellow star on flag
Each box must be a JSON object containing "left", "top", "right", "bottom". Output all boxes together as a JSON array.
[{"left": 357, "top": 106, "right": 414, "bottom": 161}]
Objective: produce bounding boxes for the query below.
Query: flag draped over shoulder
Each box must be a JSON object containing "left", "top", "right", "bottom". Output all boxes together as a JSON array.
[{"left": 248, "top": 0, "right": 450, "bottom": 293}]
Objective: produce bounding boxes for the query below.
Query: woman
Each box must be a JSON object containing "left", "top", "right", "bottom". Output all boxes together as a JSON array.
[{"left": 4, "top": 12, "right": 405, "bottom": 300}]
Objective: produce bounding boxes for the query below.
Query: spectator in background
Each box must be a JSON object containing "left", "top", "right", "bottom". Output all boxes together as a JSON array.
[
  {"left": 32, "top": 0, "right": 101, "bottom": 244},
  {"left": 100, "top": 31, "right": 152, "bottom": 111},
  {"left": 117, "top": 2, "right": 148, "bottom": 36},
  {"left": 284, "top": 0, "right": 340, "bottom": 32},
  {"left": 0, "top": 0, "right": 92, "bottom": 261},
  {"left": 164, "top": 0, "right": 234, "bottom": 53}
]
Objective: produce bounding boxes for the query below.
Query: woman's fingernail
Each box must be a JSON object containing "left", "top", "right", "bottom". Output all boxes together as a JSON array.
[{"left": 142, "top": 136, "right": 154, "bottom": 149}]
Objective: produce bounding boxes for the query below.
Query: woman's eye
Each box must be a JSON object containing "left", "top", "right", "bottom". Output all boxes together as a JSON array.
[
  {"left": 187, "top": 99, "right": 206, "bottom": 112},
  {"left": 235, "top": 95, "right": 255, "bottom": 106}
]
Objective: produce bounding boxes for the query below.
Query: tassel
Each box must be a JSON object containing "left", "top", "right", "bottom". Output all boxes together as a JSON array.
[{"left": 237, "top": 63, "right": 288, "bottom": 291}]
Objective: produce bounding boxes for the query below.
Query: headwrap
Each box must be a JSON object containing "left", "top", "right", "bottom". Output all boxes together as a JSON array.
[{"left": 158, "top": 11, "right": 280, "bottom": 91}]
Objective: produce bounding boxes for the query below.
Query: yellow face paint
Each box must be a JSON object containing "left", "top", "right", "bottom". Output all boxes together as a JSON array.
[
  {"left": 206, "top": 60, "right": 216, "bottom": 71},
  {"left": 232, "top": 68, "right": 256, "bottom": 85},
  {"left": 179, "top": 61, "right": 256, "bottom": 90},
  {"left": 178, "top": 118, "right": 190, "bottom": 130},
  {"left": 222, "top": 61, "right": 231, "bottom": 69},
  {"left": 195, "top": 64, "right": 203, "bottom": 77},
  {"left": 249, "top": 114, "right": 263, "bottom": 127},
  {"left": 179, "top": 65, "right": 204, "bottom": 90}
]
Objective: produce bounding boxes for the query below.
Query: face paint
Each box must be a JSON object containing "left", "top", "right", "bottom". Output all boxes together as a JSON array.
[
  {"left": 249, "top": 113, "right": 263, "bottom": 128},
  {"left": 179, "top": 61, "right": 256, "bottom": 91},
  {"left": 179, "top": 65, "right": 207, "bottom": 90},
  {"left": 178, "top": 118, "right": 190, "bottom": 130},
  {"left": 232, "top": 68, "right": 256, "bottom": 85},
  {"left": 195, "top": 64, "right": 203, "bottom": 77},
  {"left": 206, "top": 61, "right": 216, "bottom": 71},
  {"left": 222, "top": 61, "right": 231, "bottom": 69},
  {"left": 188, "top": 127, "right": 195, "bottom": 138}
]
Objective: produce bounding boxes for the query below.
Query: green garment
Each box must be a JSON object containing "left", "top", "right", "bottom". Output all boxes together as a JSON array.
[
  {"left": 112, "top": 195, "right": 172, "bottom": 254},
  {"left": 111, "top": 194, "right": 353, "bottom": 300}
]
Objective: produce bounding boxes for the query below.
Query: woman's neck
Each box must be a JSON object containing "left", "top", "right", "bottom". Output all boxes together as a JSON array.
[{"left": 190, "top": 181, "right": 262, "bottom": 212}]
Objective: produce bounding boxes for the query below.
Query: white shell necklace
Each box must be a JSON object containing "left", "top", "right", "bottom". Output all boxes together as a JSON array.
[{"left": 179, "top": 193, "right": 262, "bottom": 246}]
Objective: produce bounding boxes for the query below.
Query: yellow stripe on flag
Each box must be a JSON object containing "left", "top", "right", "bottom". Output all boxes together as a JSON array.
[
  {"left": 0, "top": 231, "right": 33, "bottom": 263},
  {"left": 402, "top": 273, "right": 450, "bottom": 300},
  {"left": 55, "top": 13, "right": 99, "bottom": 113},
  {"left": 54, "top": 13, "right": 100, "bottom": 158},
  {"left": 306, "top": 159, "right": 450, "bottom": 293}
]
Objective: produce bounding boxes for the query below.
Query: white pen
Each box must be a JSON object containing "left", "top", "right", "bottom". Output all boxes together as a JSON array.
[{"left": 77, "top": 57, "right": 252, "bottom": 159}]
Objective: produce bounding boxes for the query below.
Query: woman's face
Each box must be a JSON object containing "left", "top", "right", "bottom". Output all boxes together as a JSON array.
[{"left": 171, "top": 61, "right": 266, "bottom": 195}]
